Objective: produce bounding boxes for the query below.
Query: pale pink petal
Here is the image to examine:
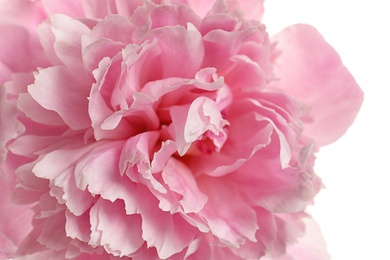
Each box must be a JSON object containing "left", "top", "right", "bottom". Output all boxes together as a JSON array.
[
  {"left": 0, "top": 0, "right": 48, "bottom": 75},
  {"left": 0, "top": 62, "right": 12, "bottom": 84},
  {"left": 0, "top": 0, "right": 46, "bottom": 27},
  {"left": 83, "top": 14, "right": 134, "bottom": 46},
  {"left": 151, "top": 140, "right": 177, "bottom": 173},
  {"left": 4, "top": 72, "right": 66, "bottom": 127},
  {"left": 234, "top": 0, "right": 265, "bottom": 21},
  {"left": 137, "top": 188, "right": 197, "bottom": 259},
  {"left": 161, "top": 158, "right": 208, "bottom": 213},
  {"left": 28, "top": 66, "right": 91, "bottom": 130},
  {"left": 0, "top": 171, "right": 34, "bottom": 259},
  {"left": 224, "top": 54, "right": 268, "bottom": 90},
  {"left": 202, "top": 23, "right": 264, "bottom": 73},
  {"left": 37, "top": 210, "right": 71, "bottom": 251},
  {"left": 74, "top": 141, "right": 141, "bottom": 215},
  {"left": 114, "top": 0, "right": 144, "bottom": 17},
  {"left": 119, "top": 132, "right": 165, "bottom": 193},
  {"left": 89, "top": 199, "right": 143, "bottom": 257},
  {"left": 41, "top": 0, "right": 85, "bottom": 17},
  {"left": 183, "top": 237, "right": 212, "bottom": 260},
  {"left": 142, "top": 23, "right": 204, "bottom": 79},
  {"left": 198, "top": 176, "right": 258, "bottom": 246},
  {"left": 0, "top": 86, "right": 24, "bottom": 164},
  {"left": 0, "top": 24, "right": 47, "bottom": 75},
  {"left": 183, "top": 0, "right": 215, "bottom": 18},
  {"left": 186, "top": 100, "right": 275, "bottom": 176},
  {"left": 232, "top": 144, "right": 315, "bottom": 213},
  {"left": 46, "top": 14, "right": 91, "bottom": 74},
  {"left": 65, "top": 210, "right": 91, "bottom": 243},
  {"left": 170, "top": 97, "right": 228, "bottom": 155},
  {"left": 82, "top": 0, "right": 145, "bottom": 19},
  {"left": 200, "top": 12, "right": 237, "bottom": 35},
  {"left": 271, "top": 24, "right": 364, "bottom": 146},
  {"left": 150, "top": 4, "right": 201, "bottom": 30},
  {"left": 262, "top": 217, "right": 330, "bottom": 260},
  {"left": 82, "top": 0, "right": 116, "bottom": 18}
]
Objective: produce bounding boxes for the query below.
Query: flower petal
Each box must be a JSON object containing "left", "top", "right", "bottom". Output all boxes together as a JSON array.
[
  {"left": 271, "top": 24, "right": 364, "bottom": 146},
  {"left": 142, "top": 23, "right": 204, "bottom": 79},
  {"left": 89, "top": 199, "right": 143, "bottom": 257},
  {"left": 161, "top": 158, "right": 208, "bottom": 213},
  {"left": 198, "top": 176, "right": 258, "bottom": 246},
  {"left": 28, "top": 66, "right": 91, "bottom": 130},
  {"left": 137, "top": 188, "right": 197, "bottom": 259}
]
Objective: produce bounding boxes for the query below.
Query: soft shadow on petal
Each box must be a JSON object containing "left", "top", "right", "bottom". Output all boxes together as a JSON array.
[
  {"left": 262, "top": 216, "right": 330, "bottom": 260},
  {"left": 271, "top": 24, "right": 364, "bottom": 146}
]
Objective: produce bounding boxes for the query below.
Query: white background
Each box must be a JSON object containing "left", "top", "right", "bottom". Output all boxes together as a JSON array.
[{"left": 263, "top": 0, "right": 390, "bottom": 259}]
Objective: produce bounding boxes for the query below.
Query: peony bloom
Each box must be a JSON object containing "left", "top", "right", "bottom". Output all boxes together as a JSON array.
[{"left": 0, "top": 0, "right": 363, "bottom": 259}]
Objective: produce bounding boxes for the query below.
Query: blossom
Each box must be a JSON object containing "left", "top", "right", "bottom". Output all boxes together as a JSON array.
[{"left": 0, "top": 0, "right": 363, "bottom": 259}]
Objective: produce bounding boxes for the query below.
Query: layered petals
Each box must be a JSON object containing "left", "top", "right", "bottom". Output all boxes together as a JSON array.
[{"left": 0, "top": 0, "right": 361, "bottom": 259}]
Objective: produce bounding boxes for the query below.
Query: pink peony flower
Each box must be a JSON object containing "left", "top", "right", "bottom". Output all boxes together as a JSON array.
[{"left": 0, "top": 0, "right": 363, "bottom": 259}]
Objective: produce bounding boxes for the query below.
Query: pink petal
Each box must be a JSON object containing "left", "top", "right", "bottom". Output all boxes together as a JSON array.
[
  {"left": 0, "top": 173, "right": 34, "bottom": 259},
  {"left": 161, "top": 158, "right": 208, "bottom": 213},
  {"left": 151, "top": 140, "right": 177, "bottom": 173},
  {"left": 72, "top": 141, "right": 140, "bottom": 215},
  {"left": 0, "top": 0, "right": 46, "bottom": 27},
  {"left": 89, "top": 199, "right": 143, "bottom": 257},
  {"left": 197, "top": 176, "right": 258, "bottom": 246},
  {"left": 186, "top": 100, "right": 275, "bottom": 177},
  {"left": 202, "top": 23, "right": 263, "bottom": 73},
  {"left": 84, "top": 14, "right": 134, "bottom": 46},
  {"left": 170, "top": 97, "right": 228, "bottom": 155},
  {"left": 0, "top": 86, "right": 24, "bottom": 164},
  {"left": 232, "top": 142, "right": 316, "bottom": 213},
  {"left": 142, "top": 23, "right": 204, "bottom": 79},
  {"left": 41, "top": 0, "right": 85, "bottom": 17},
  {"left": 0, "top": 25, "right": 46, "bottom": 75},
  {"left": 150, "top": 4, "right": 201, "bottom": 30},
  {"left": 28, "top": 66, "right": 91, "bottom": 130},
  {"left": 0, "top": 0, "right": 48, "bottom": 75},
  {"left": 262, "top": 216, "right": 330, "bottom": 260},
  {"left": 37, "top": 210, "right": 71, "bottom": 251},
  {"left": 120, "top": 132, "right": 166, "bottom": 194},
  {"left": 82, "top": 0, "right": 145, "bottom": 19},
  {"left": 137, "top": 188, "right": 198, "bottom": 259},
  {"left": 271, "top": 24, "right": 364, "bottom": 146},
  {"left": 234, "top": 0, "right": 265, "bottom": 21},
  {"left": 45, "top": 14, "right": 91, "bottom": 74}
]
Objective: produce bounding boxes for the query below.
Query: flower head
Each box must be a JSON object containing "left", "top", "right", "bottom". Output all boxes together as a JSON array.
[{"left": 0, "top": 0, "right": 363, "bottom": 259}]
